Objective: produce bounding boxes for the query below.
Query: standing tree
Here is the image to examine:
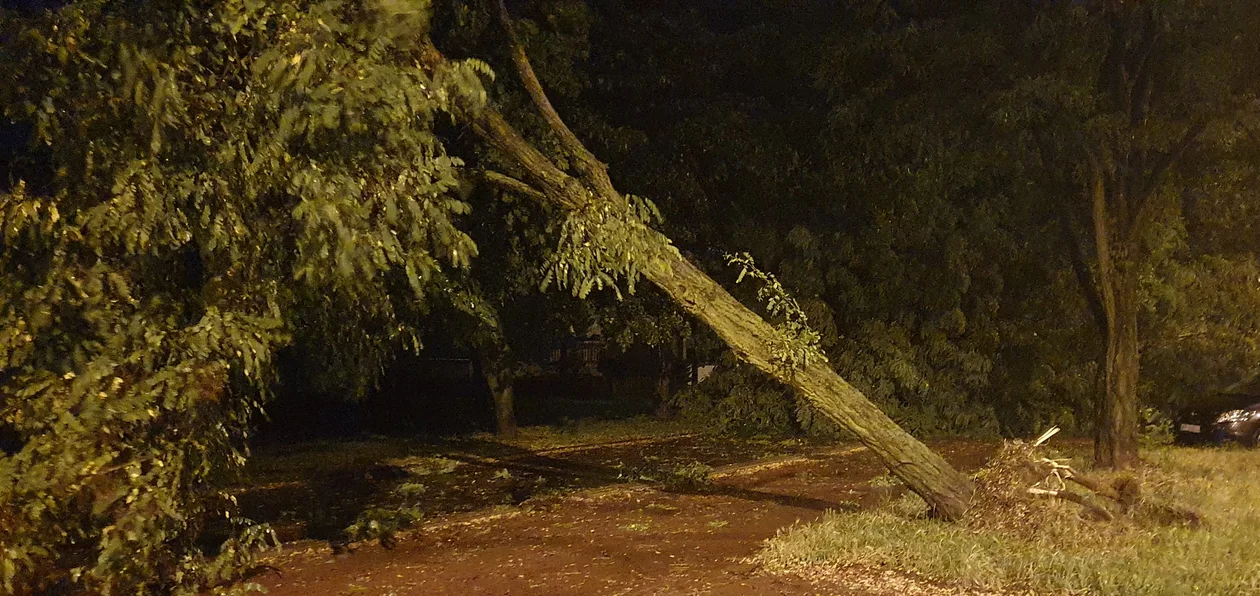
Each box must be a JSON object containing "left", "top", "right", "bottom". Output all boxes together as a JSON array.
[{"left": 994, "top": 0, "right": 1260, "bottom": 467}]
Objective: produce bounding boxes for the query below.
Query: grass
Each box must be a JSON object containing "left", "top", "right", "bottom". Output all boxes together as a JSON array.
[{"left": 757, "top": 444, "right": 1260, "bottom": 595}]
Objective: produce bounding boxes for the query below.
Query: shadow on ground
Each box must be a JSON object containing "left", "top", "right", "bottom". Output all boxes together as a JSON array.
[{"left": 221, "top": 432, "right": 834, "bottom": 548}]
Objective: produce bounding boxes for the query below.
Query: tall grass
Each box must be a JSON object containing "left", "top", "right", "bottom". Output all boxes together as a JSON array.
[{"left": 757, "top": 446, "right": 1260, "bottom": 595}]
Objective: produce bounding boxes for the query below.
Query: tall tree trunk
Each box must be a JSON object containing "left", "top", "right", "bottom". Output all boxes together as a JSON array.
[
  {"left": 1088, "top": 164, "right": 1141, "bottom": 468},
  {"left": 1097, "top": 265, "right": 1141, "bottom": 468},
  {"left": 478, "top": 351, "right": 518, "bottom": 438}
]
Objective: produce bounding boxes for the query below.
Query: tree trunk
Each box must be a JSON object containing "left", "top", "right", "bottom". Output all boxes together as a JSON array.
[
  {"left": 478, "top": 352, "right": 518, "bottom": 438},
  {"left": 469, "top": 121, "right": 975, "bottom": 520},
  {"left": 653, "top": 377, "right": 672, "bottom": 419},
  {"left": 1087, "top": 163, "right": 1141, "bottom": 469},
  {"left": 652, "top": 346, "right": 677, "bottom": 419},
  {"left": 491, "top": 375, "right": 518, "bottom": 438},
  {"left": 645, "top": 247, "right": 976, "bottom": 519},
  {"left": 1096, "top": 266, "right": 1140, "bottom": 468}
]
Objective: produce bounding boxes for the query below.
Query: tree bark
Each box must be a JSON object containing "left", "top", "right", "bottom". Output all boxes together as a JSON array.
[
  {"left": 477, "top": 351, "right": 518, "bottom": 438},
  {"left": 654, "top": 378, "right": 673, "bottom": 419},
  {"left": 1087, "top": 163, "right": 1141, "bottom": 469},
  {"left": 1097, "top": 265, "right": 1141, "bottom": 468}
]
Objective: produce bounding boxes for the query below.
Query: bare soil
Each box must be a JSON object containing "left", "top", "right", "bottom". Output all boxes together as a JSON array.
[
  {"left": 251, "top": 440, "right": 997, "bottom": 595},
  {"left": 233, "top": 433, "right": 831, "bottom": 543}
]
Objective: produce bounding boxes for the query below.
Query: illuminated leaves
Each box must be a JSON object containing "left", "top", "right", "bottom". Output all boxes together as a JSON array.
[
  {"left": 540, "top": 193, "right": 676, "bottom": 299},
  {"left": 0, "top": 0, "right": 492, "bottom": 592}
]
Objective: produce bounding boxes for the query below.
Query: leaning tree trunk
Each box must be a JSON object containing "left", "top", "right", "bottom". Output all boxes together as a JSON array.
[
  {"left": 423, "top": 17, "right": 977, "bottom": 519},
  {"left": 647, "top": 246, "right": 976, "bottom": 518}
]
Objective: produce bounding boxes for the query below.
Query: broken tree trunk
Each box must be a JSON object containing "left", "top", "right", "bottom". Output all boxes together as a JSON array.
[{"left": 1023, "top": 430, "right": 1201, "bottom": 527}]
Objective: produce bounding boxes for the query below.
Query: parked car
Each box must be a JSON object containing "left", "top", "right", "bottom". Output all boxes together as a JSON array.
[{"left": 1174, "top": 391, "right": 1260, "bottom": 446}]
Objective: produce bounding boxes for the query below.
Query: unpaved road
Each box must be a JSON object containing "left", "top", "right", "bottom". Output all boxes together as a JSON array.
[{"left": 252, "top": 440, "right": 996, "bottom": 595}]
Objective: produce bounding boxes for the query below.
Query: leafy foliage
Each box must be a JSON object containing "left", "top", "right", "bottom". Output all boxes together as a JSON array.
[
  {"left": 582, "top": 0, "right": 1260, "bottom": 443},
  {"left": 541, "top": 193, "right": 675, "bottom": 299},
  {"left": 343, "top": 505, "right": 423, "bottom": 548},
  {"left": 727, "top": 252, "right": 827, "bottom": 373},
  {"left": 0, "top": 0, "right": 491, "bottom": 592}
]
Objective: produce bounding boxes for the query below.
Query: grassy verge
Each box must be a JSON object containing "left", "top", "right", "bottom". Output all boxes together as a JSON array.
[{"left": 757, "top": 445, "right": 1260, "bottom": 595}]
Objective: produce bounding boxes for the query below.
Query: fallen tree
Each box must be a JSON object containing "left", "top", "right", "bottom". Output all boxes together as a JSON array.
[{"left": 417, "top": 2, "right": 977, "bottom": 520}]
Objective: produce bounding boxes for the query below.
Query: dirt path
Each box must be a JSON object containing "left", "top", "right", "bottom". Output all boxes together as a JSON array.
[{"left": 254, "top": 441, "right": 996, "bottom": 595}]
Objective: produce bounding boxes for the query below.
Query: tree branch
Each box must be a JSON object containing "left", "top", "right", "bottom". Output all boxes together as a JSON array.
[
  {"left": 1028, "top": 487, "right": 1115, "bottom": 521},
  {"left": 1128, "top": 6, "right": 1159, "bottom": 128},
  {"left": 1088, "top": 153, "right": 1118, "bottom": 326},
  {"left": 1059, "top": 202, "right": 1108, "bottom": 339},
  {"left": 1129, "top": 121, "right": 1207, "bottom": 242},
  {"left": 1100, "top": 5, "right": 1131, "bottom": 115},
  {"left": 470, "top": 109, "right": 588, "bottom": 209},
  {"left": 496, "top": 0, "right": 616, "bottom": 197},
  {"left": 479, "top": 170, "right": 547, "bottom": 201}
]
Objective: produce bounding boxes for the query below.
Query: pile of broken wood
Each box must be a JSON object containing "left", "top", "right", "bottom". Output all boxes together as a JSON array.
[{"left": 1020, "top": 427, "right": 1200, "bottom": 527}]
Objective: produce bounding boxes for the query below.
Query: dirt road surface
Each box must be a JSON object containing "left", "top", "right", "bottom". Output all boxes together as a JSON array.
[{"left": 253, "top": 440, "right": 996, "bottom": 595}]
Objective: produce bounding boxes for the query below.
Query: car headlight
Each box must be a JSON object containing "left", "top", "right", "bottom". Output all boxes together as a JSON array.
[{"left": 1215, "top": 409, "right": 1260, "bottom": 424}]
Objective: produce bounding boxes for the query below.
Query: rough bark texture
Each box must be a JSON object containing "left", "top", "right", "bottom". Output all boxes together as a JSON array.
[
  {"left": 478, "top": 352, "right": 518, "bottom": 438},
  {"left": 1088, "top": 163, "right": 1141, "bottom": 469},
  {"left": 1097, "top": 267, "right": 1141, "bottom": 469}
]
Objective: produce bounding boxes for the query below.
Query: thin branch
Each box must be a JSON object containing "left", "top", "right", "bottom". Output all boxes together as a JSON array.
[
  {"left": 1028, "top": 487, "right": 1115, "bottom": 521},
  {"left": 496, "top": 0, "right": 615, "bottom": 196},
  {"left": 1088, "top": 153, "right": 1118, "bottom": 324},
  {"left": 479, "top": 170, "right": 547, "bottom": 201},
  {"left": 1129, "top": 121, "right": 1207, "bottom": 241}
]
